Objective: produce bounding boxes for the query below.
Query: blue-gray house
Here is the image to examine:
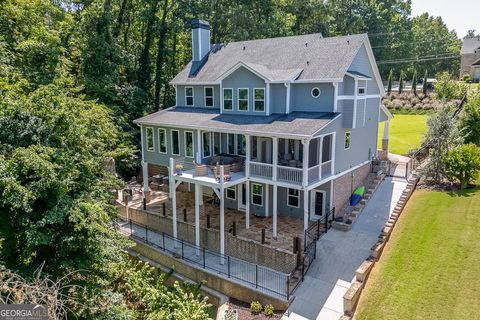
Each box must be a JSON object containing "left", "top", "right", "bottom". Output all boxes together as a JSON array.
[{"left": 134, "top": 19, "right": 392, "bottom": 257}]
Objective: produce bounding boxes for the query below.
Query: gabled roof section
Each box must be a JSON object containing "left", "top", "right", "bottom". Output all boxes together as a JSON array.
[
  {"left": 134, "top": 107, "right": 339, "bottom": 138},
  {"left": 171, "top": 33, "right": 368, "bottom": 84},
  {"left": 461, "top": 37, "right": 480, "bottom": 54},
  {"left": 216, "top": 61, "right": 303, "bottom": 83},
  {"left": 346, "top": 70, "right": 371, "bottom": 80}
]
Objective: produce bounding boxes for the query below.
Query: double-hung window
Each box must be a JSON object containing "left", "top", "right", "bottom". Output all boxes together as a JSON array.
[
  {"left": 223, "top": 88, "right": 233, "bottom": 110},
  {"left": 203, "top": 132, "right": 212, "bottom": 158},
  {"left": 171, "top": 130, "right": 180, "bottom": 155},
  {"left": 158, "top": 128, "right": 167, "bottom": 153},
  {"left": 226, "top": 186, "right": 236, "bottom": 200},
  {"left": 238, "top": 88, "right": 248, "bottom": 111},
  {"left": 251, "top": 183, "right": 263, "bottom": 206},
  {"left": 184, "top": 131, "right": 194, "bottom": 157},
  {"left": 205, "top": 87, "right": 214, "bottom": 107},
  {"left": 146, "top": 127, "right": 154, "bottom": 152},
  {"left": 185, "top": 87, "right": 194, "bottom": 106},
  {"left": 254, "top": 88, "right": 265, "bottom": 112},
  {"left": 287, "top": 189, "right": 300, "bottom": 208}
]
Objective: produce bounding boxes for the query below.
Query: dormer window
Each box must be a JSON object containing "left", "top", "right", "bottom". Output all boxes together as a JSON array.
[
  {"left": 185, "top": 87, "right": 194, "bottom": 106},
  {"left": 205, "top": 87, "right": 214, "bottom": 107},
  {"left": 358, "top": 87, "right": 366, "bottom": 95},
  {"left": 238, "top": 88, "right": 249, "bottom": 111},
  {"left": 223, "top": 88, "right": 233, "bottom": 110},
  {"left": 254, "top": 88, "right": 265, "bottom": 112},
  {"left": 311, "top": 87, "right": 321, "bottom": 98}
]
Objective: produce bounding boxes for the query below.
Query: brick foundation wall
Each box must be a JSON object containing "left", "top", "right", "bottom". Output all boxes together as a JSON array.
[{"left": 333, "top": 162, "right": 371, "bottom": 213}]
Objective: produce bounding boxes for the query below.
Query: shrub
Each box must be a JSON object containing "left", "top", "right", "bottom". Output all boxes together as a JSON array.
[
  {"left": 460, "top": 93, "right": 480, "bottom": 145},
  {"left": 444, "top": 144, "right": 480, "bottom": 189},
  {"left": 250, "top": 301, "right": 263, "bottom": 314},
  {"left": 435, "top": 72, "right": 468, "bottom": 100},
  {"left": 264, "top": 304, "right": 275, "bottom": 317}
]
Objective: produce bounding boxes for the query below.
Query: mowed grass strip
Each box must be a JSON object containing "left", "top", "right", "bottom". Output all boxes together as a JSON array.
[
  {"left": 355, "top": 187, "right": 480, "bottom": 320},
  {"left": 378, "top": 114, "right": 428, "bottom": 155}
]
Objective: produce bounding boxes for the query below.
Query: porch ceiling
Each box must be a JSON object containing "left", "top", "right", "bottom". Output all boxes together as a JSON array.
[{"left": 134, "top": 106, "right": 339, "bottom": 138}]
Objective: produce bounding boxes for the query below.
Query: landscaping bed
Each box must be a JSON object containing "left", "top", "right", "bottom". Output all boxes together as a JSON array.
[{"left": 226, "top": 298, "right": 283, "bottom": 320}]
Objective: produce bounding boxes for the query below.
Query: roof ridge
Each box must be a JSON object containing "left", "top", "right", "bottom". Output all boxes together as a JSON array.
[{"left": 219, "top": 32, "right": 367, "bottom": 46}]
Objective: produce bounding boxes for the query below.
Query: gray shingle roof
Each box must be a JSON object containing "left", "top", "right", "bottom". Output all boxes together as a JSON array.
[
  {"left": 171, "top": 33, "right": 368, "bottom": 84},
  {"left": 461, "top": 37, "right": 480, "bottom": 54},
  {"left": 134, "top": 107, "right": 338, "bottom": 138}
]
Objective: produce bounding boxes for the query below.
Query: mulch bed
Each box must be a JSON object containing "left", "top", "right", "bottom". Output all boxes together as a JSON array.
[{"left": 226, "top": 298, "right": 283, "bottom": 320}]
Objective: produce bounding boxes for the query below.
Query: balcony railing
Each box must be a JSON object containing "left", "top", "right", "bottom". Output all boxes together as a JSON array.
[
  {"left": 308, "top": 164, "right": 321, "bottom": 183},
  {"left": 250, "top": 162, "right": 273, "bottom": 179},
  {"left": 277, "top": 166, "right": 302, "bottom": 184},
  {"left": 321, "top": 161, "right": 333, "bottom": 179}
]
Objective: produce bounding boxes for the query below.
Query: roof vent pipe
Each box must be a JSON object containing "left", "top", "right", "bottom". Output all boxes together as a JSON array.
[{"left": 191, "top": 19, "right": 211, "bottom": 62}]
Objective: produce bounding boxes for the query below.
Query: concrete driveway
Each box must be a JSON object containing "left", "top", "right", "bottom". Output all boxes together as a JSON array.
[{"left": 283, "top": 177, "right": 408, "bottom": 320}]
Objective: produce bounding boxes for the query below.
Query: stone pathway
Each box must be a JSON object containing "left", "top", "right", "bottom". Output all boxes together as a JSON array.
[{"left": 282, "top": 177, "right": 408, "bottom": 320}]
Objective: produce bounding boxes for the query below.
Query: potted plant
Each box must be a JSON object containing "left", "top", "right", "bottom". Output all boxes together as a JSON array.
[{"left": 175, "top": 163, "right": 184, "bottom": 176}]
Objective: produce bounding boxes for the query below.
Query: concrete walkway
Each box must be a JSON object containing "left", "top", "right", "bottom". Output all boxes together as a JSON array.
[{"left": 283, "top": 177, "right": 408, "bottom": 320}]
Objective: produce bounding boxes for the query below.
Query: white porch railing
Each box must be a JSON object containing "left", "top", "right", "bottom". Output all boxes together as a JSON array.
[
  {"left": 308, "top": 164, "right": 321, "bottom": 183},
  {"left": 277, "top": 166, "right": 302, "bottom": 184},
  {"left": 321, "top": 161, "right": 333, "bottom": 179},
  {"left": 250, "top": 162, "right": 273, "bottom": 179}
]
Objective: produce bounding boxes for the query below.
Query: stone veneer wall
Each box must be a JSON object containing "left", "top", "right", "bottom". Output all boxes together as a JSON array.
[
  {"left": 333, "top": 162, "right": 371, "bottom": 213},
  {"left": 117, "top": 205, "right": 297, "bottom": 274}
]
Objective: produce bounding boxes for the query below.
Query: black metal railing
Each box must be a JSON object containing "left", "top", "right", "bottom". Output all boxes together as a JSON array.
[
  {"left": 117, "top": 218, "right": 291, "bottom": 300},
  {"left": 304, "top": 207, "right": 335, "bottom": 251}
]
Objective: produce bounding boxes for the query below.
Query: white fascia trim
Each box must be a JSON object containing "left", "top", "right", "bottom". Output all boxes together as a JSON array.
[
  {"left": 363, "top": 38, "right": 386, "bottom": 96},
  {"left": 338, "top": 94, "right": 381, "bottom": 100},
  {"left": 292, "top": 78, "right": 343, "bottom": 83},
  {"left": 380, "top": 103, "right": 393, "bottom": 120},
  {"left": 345, "top": 71, "right": 372, "bottom": 80},
  {"left": 216, "top": 61, "right": 271, "bottom": 83},
  {"left": 307, "top": 160, "right": 371, "bottom": 191},
  {"left": 311, "top": 114, "right": 342, "bottom": 137}
]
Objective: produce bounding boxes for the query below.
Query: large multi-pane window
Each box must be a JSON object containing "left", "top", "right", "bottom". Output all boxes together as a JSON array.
[
  {"left": 205, "top": 87, "right": 214, "bottom": 107},
  {"left": 238, "top": 88, "right": 248, "bottom": 111},
  {"left": 203, "top": 132, "right": 212, "bottom": 157},
  {"left": 228, "top": 133, "right": 235, "bottom": 155},
  {"left": 237, "top": 135, "right": 246, "bottom": 156},
  {"left": 251, "top": 183, "right": 263, "bottom": 206},
  {"left": 171, "top": 130, "right": 180, "bottom": 155},
  {"left": 158, "top": 128, "right": 167, "bottom": 153},
  {"left": 254, "top": 88, "right": 265, "bottom": 112},
  {"left": 184, "top": 131, "right": 194, "bottom": 157},
  {"left": 223, "top": 88, "right": 233, "bottom": 110},
  {"left": 185, "top": 87, "right": 194, "bottom": 106},
  {"left": 146, "top": 127, "right": 154, "bottom": 152},
  {"left": 287, "top": 189, "right": 300, "bottom": 208}
]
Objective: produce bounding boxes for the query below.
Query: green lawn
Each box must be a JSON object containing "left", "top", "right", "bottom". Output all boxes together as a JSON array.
[
  {"left": 378, "top": 114, "right": 428, "bottom": 155},
  {"left": 355, "top": 187, "right": 480, "bottom": 320}
]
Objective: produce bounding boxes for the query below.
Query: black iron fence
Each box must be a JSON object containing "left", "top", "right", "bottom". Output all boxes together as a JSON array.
[
  {"left": 304, "top": 207, "right": 335, "bottom": 251},
  {"left": 117, "top": 218, "right": 292, "bottom": 300}
]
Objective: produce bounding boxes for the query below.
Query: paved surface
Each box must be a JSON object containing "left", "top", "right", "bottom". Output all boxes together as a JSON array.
[{"left": 283, "top": 177, "right": 408, "bottom": 320}]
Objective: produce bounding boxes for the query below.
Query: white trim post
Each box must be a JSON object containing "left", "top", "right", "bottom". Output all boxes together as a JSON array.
[
  {"left": 333, "top": 82, "right": 338, "bottom": 113},
  {"left": 246, "top": 181, "right": 250, "bottom": 229},
  {"left": 303, "top": 189, "right": 309, "bottom": 231},
  {"left": 194, "top": 184, "right": 201, "bottom": 255},
  {"left": 302, "top": 140, "right": 310, "bottom": 231},
  {"left": 142, "top": 161, "right": 150, "bottom": 194},
  {"left": 273, "top": 185, "right": 278, "bottom": 239},
  {"left": 196, "top": 129, "right": 202, "bottom": 162},
  {"left": 219, "top": 166, "right": 225, "bottom": 264},
  {"left": 285, "top": 82, "right": 291, "bottom": 114},
  {"left": 266, "top": 83, "right": 271, "bottom": 115},
  {"left": 245, "top": 135, "right": 251, "bottom": 176},
  {"left": 318, "top": 137, "right": 323, "bottom": 179},
  {"left": 272, "top": 137, "right": 278, "bottom": 181},
  {"left": 169, "top": 158, "right": 178, "bottom": 245}
]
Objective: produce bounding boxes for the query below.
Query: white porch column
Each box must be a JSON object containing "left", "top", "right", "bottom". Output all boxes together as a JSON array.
[
  {"left": 246, "top": 182, "right": 250, "bottom": 229},
  {"left": 303, "top": 189, "right": 309, "bottom": 231},
  {"left": 219, "top": 166, "right": 225, "bottom": 264},
  {"left": 273, "top": 185, "right": 278, "bottom": 239},
  {"left": 318, "top": 137, "right": 323, "bottom": 179},
  {"left": 272, "top": 137, "right": 278, "bottom": 181},
  {"left": 196, "top": 129, "right": 202, "bottom": 163},
  {"left": 194, "top": 184, "right": 201, "bottom": 255},
  {"left": 169, "top": 158, "right": 178, "bottom": 242},
  {"left": 142, "top": 161, "right": 150, "bottom": 194},
  {"left": 383, "top": 120, "right": 390, "bottom": 140},
  {"left": 245, "top": 135, "right": 251, "bottom": 176},
  {"left": 294, "top": 140, "right": 300, "bottom": 161},
  {"left": 265, "top": 184, "right": 270, "bottom": 216},
  {"left": 381, "top": 120, "right": 390, "bottom": 160}
]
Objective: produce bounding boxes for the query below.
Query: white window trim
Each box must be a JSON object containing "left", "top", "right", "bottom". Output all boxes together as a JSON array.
[
  {"left": 287, "top": 188, "right": 300, "bottom": 208},
  {"left": 311, "top": 87, "right": 321, "bottom": 98},
  {"left": 226, "top": 185, "right": 236, "bottom": 200},
  {"left": 344, "top": 131, "right": 351, "bottom": 150},
  {"left": 185, "top": 87, "right": 194, "bottom": 106},
  {"left": 184, "top": 131, "right": 194, "bottom": 158},
  {"left": 237, "top": 88, "right": 249, "bottom": 112},
  {"left": 358, "top": 87, "right": 366, "bottom": 95},
  {"left": 204, "top": 86, "right": 214, "bottom": 107},
  {"left": 202, "top": 132, "right": 212, "bottom": 158},
  {"left": 146, "top": 127, "right": 155, "bottom": 152},
  {"left": 253, "top": 88, "right": 265, "bottom": 112},
  {"left": 171, "top": 129, "right": 180, "bottom": 156},
  {"left": 222, "top": 88, "right": 233, "bottom": 111},
  {"left": 251, "top": 183, "right": 263, "bottom": 206},
  {"left": 158, "top": 128, "right": 167, "bottom": 154}
]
